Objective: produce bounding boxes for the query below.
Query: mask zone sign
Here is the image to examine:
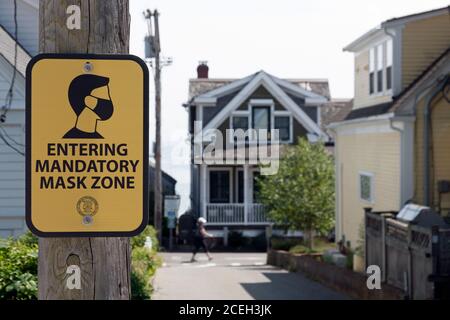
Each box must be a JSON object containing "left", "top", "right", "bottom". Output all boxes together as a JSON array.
[{"left": 26, "top": 54, "right": 149, "bottom": 237}]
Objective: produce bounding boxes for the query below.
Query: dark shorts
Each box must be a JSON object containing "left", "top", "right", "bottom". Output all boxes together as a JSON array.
[{"left": 193, "top": 236, "right": 208, "bottom": 253}]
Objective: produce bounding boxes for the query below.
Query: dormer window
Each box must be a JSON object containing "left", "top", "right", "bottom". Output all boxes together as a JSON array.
[
  {"left": 376, "top": 44, "right": 383, "bottom": 93},
  {"left": 368, "top": 39, "right": 393, "bottom": 96}
]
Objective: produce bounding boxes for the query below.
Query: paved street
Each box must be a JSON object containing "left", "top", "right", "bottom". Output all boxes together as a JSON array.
[{"left": 152, "top": 252, "right": 349, "bottom": 300}]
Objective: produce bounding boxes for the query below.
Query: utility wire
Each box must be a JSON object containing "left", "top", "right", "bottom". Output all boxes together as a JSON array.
[
  {"left": 1, "top": 0, "right": 18, "bottom": 118},
  {"left": 0, "top": 0, "right": 24, "bottom": 157}
]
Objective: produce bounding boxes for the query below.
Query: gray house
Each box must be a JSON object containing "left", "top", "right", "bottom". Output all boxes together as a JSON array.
[
  {"left": 184, "top": 63, "right": 344, "bottom": 239},
  {"left": 0, "top": 0, "right": 38, "bottom": 237}
]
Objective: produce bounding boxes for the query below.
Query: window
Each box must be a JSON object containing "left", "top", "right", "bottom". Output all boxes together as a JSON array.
[
  {"left": 369, "top": 40, "right": 393, "bottom": 95},
  {"left": 369, "top": 48, "right": 375, "bottom": 94},
  {"left": 359, "top": 172, "right": 373, "bottom": 202},
  {"left": 209, "top": 171, "right": 230, "bottom": 203},
  {"left": 252, "top": 107, "right": 270, "bottom": 130},
  {"left": 252, "top": 106, "right": 270, "bottom": 140},
  {"left": 376, "top": 44, "right": 383, "bottom": 93},
  {"left": 386, "top": 40, "right": 393, "bottom": 90},
  {"left": 232, "top": 116, "right": 249, "bottom": 131},
  {"left": 274, "top": 116, "right": 290, "bottom": 142}
]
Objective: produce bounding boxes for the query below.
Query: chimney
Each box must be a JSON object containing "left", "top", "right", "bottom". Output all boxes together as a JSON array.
[{"left": 197, "top": 61, "right": 209, "bottom": 79}]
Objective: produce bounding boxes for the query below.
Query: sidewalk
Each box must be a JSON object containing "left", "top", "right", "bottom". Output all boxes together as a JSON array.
[{"left": 152, "top": 252, "right": 350, "bottom": 300}]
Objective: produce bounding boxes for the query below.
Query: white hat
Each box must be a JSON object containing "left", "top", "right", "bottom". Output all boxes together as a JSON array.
[{"left": 198, "top": 217, "right": 207, "bottom": 224}]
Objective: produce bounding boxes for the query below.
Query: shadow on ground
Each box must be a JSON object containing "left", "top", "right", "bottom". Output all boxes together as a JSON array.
[{"left": 240, "top": 272, "right": 349, "bottom": 300}]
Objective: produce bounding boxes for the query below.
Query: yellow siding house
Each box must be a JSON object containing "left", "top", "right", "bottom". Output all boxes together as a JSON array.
[{"left": 329, "top": 6, "right": 450, "bottom": 249}]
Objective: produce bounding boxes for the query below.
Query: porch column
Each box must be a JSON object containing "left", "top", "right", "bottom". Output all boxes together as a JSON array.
[
  {"left": 243, "top": 164, "right": 249, "bottom": 225},
  {"left": 200, "top": 164, "right": 207, "bottom": 218}
]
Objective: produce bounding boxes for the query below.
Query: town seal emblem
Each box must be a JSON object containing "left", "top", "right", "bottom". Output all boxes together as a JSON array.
[{"left": 76, "top": 196, "right": 99, "bottom": 217}]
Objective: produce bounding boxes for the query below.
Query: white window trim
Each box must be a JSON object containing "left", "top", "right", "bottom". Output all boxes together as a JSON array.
[
  {"left": 369, "top": 40, "right": 394, "bottom": 97},
  {"left": 249, "top": 99, "right": 275, "bottom": 143},
  {"left": 229, "top": 103, "right": 295, "bottom": 144},
  {"left": 273, "top": 112, "right": 294, "bottom": 144},
  {"left": 207, "top": 167, "right": 233, "bottom": 204},
  {"left": 359, "top": 171, "right": 375, "bottom": 204}
]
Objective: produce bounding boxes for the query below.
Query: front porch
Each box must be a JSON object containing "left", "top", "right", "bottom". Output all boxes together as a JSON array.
[
  {"left": 199, "top": 164, "right": 271, "bottom": 225},
  {"left": 206, "top": 203, "right": 268, "bottom": 225}
]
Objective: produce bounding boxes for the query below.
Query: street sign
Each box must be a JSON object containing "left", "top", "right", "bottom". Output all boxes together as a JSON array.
[
  {"left": 164, "top": 196, "right": 180, "bottom": 216},
  {"left": 26, "top": 54, "right": 149, "bottom": 237},
  {"left": 167, "top": 211, "right": 176, "bottom": 229}
]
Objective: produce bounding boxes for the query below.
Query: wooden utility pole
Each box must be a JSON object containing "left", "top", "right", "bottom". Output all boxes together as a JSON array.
[
  {"left": 38, "top": 0, "right": 131, "bottom": 300},
  {"left": 153, "top": 10, "right": 163, "bottom": 244}
]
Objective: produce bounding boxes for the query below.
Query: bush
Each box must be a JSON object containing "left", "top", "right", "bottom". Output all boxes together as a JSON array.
[
  {"left": 289, "top": 244, "right": 316, "bottom": 254},
  {"left": 257, "top": 138, "right": 335, "bottom": 250},
  {"left": 131, "top": 224, "right": 158, "bottom": 250},
  {"left": 130, "top": 225, "right": 161, "bottom": 300},
  {"left": 271, "top": 237, "right": 302, "bottom": 251},
  {"left": 0, "top": 227, "right": 161, "bottom": 300},
  {"left": 0, "top": 232, "right": 38, "bottom": 300}
]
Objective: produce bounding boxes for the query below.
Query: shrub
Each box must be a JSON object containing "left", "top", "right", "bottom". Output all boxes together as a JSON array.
[
  {"left": 258, "top": 138, "right": 335, "bottom": 250},
  {"left": 130, "top": 225, "right": 161, "bottom": 300},
  {"left": 0, "top": 232, "right": 38, "bottom": 300},
  {"left": 131, "top": 224, "right": 158, "bottom": 250},
  {"left": 131, "top": 246, "right": 161, "bottom": 300},
  {"left": 0, "top": 226, "right": 161, "bottom": 300},
  {"left": 271, "top": 237, "right": 302, "bottom": 251},
  {"left": 289, "top": 244, "right": 316, "bottom": 254}
]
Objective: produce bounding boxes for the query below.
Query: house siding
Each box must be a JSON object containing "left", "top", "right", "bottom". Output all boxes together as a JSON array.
[
  {"left": 336, "top": 125, "right": 401, "bottom": 246},
  {"left": 0, "top": 108, "right": 25, "bottom": 237},
  {"left": 353, "top": 50, "right": 392, "bottom": 109},
  {"left": 0, "top": 0, "right": 38, "bottom": 56},
  {"left": 402, "top": 14, "right": 450, "bottom": 90},
  {"left": 414, "top": 94, "right": 450, "bottom": 212}
]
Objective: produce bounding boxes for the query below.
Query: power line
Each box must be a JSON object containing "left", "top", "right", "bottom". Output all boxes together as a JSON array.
[
  {"left": 0, "top": 0, "right": 24, "bottom": 157},
  {"left": 0, "top": 126, "right": 24, "bottom": 146},
  {"left": 1, "top": 0, "right": 18, "bottom": 119}
]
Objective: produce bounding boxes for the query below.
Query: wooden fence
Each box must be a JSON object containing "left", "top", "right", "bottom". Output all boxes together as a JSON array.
[{"left": 365, "top": 209, "right": 450, "bottom": 299}]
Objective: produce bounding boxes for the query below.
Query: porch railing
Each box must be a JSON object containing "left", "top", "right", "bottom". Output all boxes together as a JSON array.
[{"left": 205, "top": 203, "right": 269, "bottom": 224}]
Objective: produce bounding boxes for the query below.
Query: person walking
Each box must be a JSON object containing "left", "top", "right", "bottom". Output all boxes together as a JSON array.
[{"left": 191, "top": 217, "right": 213, "bottom": 262}]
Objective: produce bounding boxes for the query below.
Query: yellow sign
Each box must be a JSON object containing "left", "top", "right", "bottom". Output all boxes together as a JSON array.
[{"left": 26, "top": 54, "right": 149, "bottom": 237}]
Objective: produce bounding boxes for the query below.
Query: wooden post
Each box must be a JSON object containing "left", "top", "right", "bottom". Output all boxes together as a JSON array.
[
  {"left": 152, "top": 11, "right": 163, "bottom": 244},
  {"left": 38, "top": 0, "right": 131, "bottom": 300}
]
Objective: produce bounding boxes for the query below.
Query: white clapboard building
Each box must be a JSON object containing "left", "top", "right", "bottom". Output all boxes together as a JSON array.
[{"left": 0, "top": 0, "right": 38, "bottom": 237}]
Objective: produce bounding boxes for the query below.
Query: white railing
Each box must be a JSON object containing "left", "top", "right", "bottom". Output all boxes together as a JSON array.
[
  {"left": 248, "top": 203, "right": 267, "bottom": 223},
  {"left": 205, "top": 203, "right": 269, "bottom": 224}
]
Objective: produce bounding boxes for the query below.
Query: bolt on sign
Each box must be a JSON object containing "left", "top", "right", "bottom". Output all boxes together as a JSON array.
[{"left": 26, "top": 54, "right": 149, "bottom": 237}]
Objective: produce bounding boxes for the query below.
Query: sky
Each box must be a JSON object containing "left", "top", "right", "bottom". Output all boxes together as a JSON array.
[{"left": 128, "top": 0, "right": 450, "bottom": 214}]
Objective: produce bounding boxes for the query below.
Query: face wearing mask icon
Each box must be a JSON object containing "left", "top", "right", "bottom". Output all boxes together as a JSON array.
[{"left": 63, "top": 74, "right": 114, "bottom": 139}]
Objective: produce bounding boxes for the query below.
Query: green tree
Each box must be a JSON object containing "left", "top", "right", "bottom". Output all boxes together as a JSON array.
[{"left": 257, "top": 138, "right": 335, "bottom": 250}]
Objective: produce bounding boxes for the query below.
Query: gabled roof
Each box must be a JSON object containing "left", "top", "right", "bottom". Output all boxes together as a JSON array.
[
  {"left": 0, "top": 24, "right": 31, "bottom": 77},
  {"left": 188, "top": 72, "right": 330, "bottom": 102},
  {"left": 331, "top": 48, "right": 449, "bottom": 124},
  {"left": 192, "top": 70, "right": 329, "bottom": 141},
  {"left": 344, "top": 6, "right": 450, "bottom": 52},
  {"left": 383, "top": 5, "right": 449, "bottom": 27},
  {"left": 192, "top": 70, "right": 328, "bottom": 105}
]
